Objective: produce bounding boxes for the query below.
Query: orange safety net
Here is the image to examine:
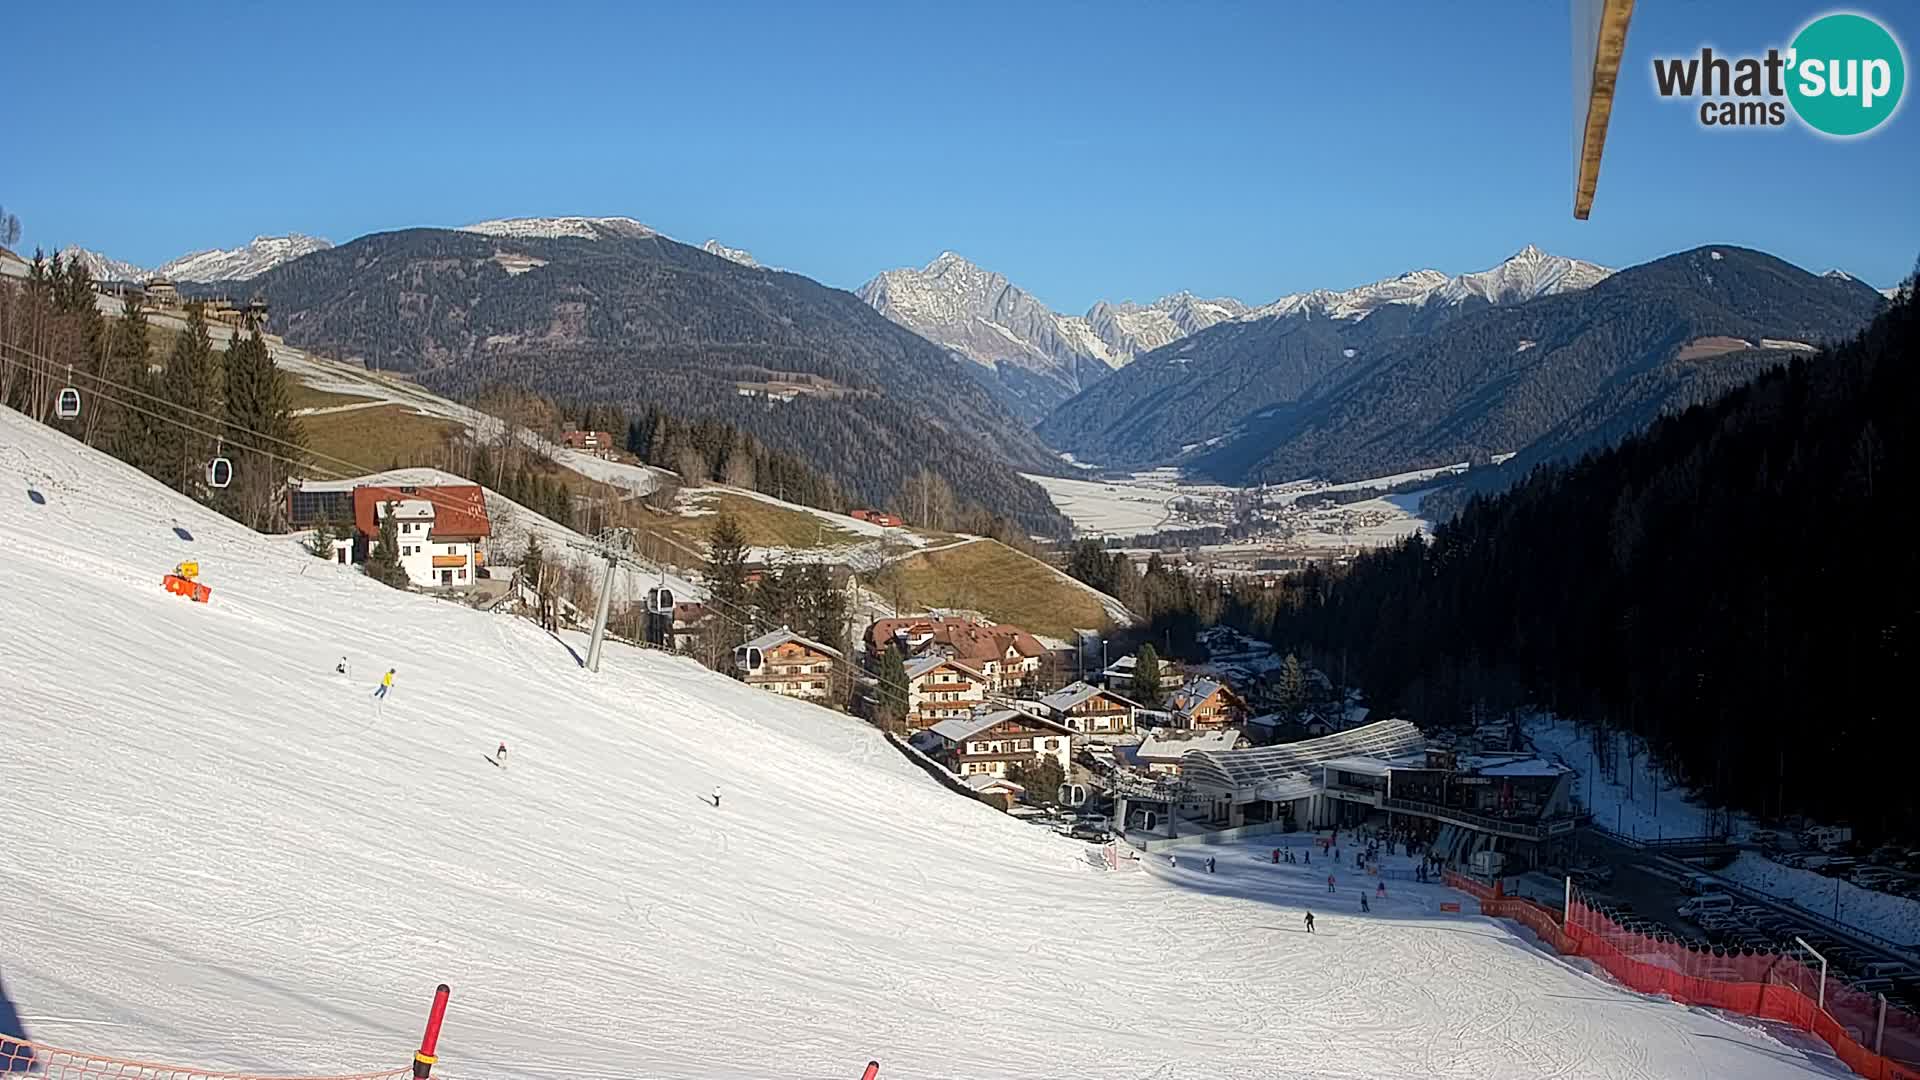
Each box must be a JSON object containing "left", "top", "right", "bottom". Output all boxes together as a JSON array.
[
  {"left": 1444, "top": 870, "right": 1920, "bottom": 1080},
  {"left": 0, "top": 1037, "right": 413, "bottom": 1080}
]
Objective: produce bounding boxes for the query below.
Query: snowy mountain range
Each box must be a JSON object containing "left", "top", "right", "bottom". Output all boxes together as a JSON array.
[
  {"left": 457, "top": 215, "right": 658, "bottom": 241},
  {"left": 57, "top": 234, "right": 334, "bottom": 283},
  {"left": 158, "top": 234, "right": 333, "bottom": 282},
  {"left": 857, "top": 252, "right": 1246, "bottom": 422},
  {"left": 1039, "top": 245, "right": 1887, "bottom": 485},
  {"left": 856, "top": 247, "right": 1612, "bottom": 424}
]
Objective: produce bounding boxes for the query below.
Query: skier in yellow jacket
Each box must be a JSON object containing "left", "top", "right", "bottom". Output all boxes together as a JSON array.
[{"left": 372, "top": 668, "right": 395, "bottom": 700}]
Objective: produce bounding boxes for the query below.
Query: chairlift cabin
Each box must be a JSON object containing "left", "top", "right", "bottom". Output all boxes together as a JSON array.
[
  {"left": 206, "top": 456, "right": 233, "bottom": 489},
  {"left": 1058, "top": 783, "right": 1089, "bottom": 808},
  {"left": 56, "top": 387, "right": 81, "bottom": 419},
  {"left": 646, "top": 586, "right": 674, "bottom": 615},
  {"left": 734, "top": 644, "right": 764, "bottom": 674}
]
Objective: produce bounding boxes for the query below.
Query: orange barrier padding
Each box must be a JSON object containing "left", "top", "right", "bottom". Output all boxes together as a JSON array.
[{"left": 1442, "top": 868, "right": 1920, "bottom": 1080}]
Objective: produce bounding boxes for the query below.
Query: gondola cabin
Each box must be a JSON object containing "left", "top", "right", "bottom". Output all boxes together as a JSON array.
[
  {"left": 646, "top": 586, "right": 674, "bottom": 615},
  {"left": 206, "top": 456, "right": 233, "bottom": 489},
  {"left": 56, "top": 387, "right": 81, "bottom": 419},
  {"left": 734, "top": 644, "right": 764, "bottom": 674}
]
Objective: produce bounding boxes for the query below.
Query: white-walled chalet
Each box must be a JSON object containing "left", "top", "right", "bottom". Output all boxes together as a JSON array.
[
  {"left": 350, "top": 483, "right": 491, "bottom": 589},
  {"left": 903, "top": 655, "right": 989, "bottom": 730}
]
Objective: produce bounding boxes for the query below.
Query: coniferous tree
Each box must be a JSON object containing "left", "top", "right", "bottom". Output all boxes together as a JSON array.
[
  {"left": 1007, "top": 756, "right": 1066, "bottom": 806},
  {"left": 522, "top": 534, "right": 546, "bottom": 593},
  {"left": 153, "top": 303, "right": 217, "bottom": 494},
  {"left": 220, "top": 327, "right": 302, "bottom": 531},
  {"left": 1278, "top": 653, "right": 1306, "bottom": 715},
  {"left": 1132, "top": 643, "right": 1164, "bottom": 708},
  {"left": 364, "top": 501, "right": 408, "bottom": 588},
  {"left": 877, "top": 642, "right": 910, "bottom": 730},
  {"left": 705, "top": 510, "right": 752, "bottom": 669},
  {"left": 306, "top": 519, "right": 337, "bottom": 558},
  {"left": 101, "top": 292, "right": 155, "bottom": 467}
]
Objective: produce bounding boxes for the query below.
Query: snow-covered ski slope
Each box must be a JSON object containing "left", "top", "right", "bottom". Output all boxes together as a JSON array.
[{"left": 0, "top": 410, "right": 1845, "bottom": 1080}]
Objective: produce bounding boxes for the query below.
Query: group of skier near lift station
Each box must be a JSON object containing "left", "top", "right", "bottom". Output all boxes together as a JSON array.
[
  {"left": 1167, "top": 825, "right": 1445, "bottom": 936},
  {"left": 330, "top": 656, "right": 724, "bottom": 802}
]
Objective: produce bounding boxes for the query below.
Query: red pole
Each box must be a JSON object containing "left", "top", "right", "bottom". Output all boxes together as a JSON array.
[
  {"left": 414, "top": 984, "right": 451, "bottom": 1079},
  {"left": 861, "top": 1062, "right": 879, "bottom": 1080}
]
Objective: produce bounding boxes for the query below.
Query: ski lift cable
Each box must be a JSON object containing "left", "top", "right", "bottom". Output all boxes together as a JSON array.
[
  {"left": 4, "top": 346, "right": 938, "bottom": 706},
  {"left": 0, "top": 341, "right": 365, "bottom": 478},
  {"left": 0, "top": 344, "right": 559, "bottom": 528}
]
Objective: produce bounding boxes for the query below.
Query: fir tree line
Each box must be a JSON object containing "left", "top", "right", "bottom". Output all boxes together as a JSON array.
[
  {"left": 1074, "top": 271, "right": 1920, "bottom": 841},
  {"left": 0, "top": 250, "right": 304, "bottom": 533}
]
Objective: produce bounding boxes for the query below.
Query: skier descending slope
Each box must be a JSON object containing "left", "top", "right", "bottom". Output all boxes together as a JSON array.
[
  {"left": 373, "top": 668, "right": 396, "bottom": 700},
  {"left": 497, "top": 742, "right": 508, "bottom": 768},
  {"left": 712, "top": 785, "right": 722, "bottom": 809}
]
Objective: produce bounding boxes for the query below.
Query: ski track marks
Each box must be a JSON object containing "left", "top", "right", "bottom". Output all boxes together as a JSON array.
[{"left": 0, "top": 409, "right": 1848, "bottom": 1080}]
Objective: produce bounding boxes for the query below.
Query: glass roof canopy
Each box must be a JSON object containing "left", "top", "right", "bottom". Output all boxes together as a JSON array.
[{"left": 1180, "top": 719, "right": 1427, "bottom": 801}]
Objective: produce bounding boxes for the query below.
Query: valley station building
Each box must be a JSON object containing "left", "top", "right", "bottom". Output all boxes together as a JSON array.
[{"left": 1116, "top": 718, "right": 1581, "bottom": 868}]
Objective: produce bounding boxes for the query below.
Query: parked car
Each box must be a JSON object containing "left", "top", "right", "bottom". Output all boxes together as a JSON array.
[
  {"left": 1682, "top": 873, "right": 1721, "bottom": 895},
  {"left": 1679, "top": 893, "right": 1736, "bottom": 922}
]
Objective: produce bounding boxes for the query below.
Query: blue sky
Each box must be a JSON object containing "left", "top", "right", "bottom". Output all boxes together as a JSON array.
[{"left": 7, "top": 1, "right": 1915, "bottom": 310}]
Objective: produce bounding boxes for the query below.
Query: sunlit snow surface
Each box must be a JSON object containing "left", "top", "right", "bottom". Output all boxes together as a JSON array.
[{"left": 0, "top": 409, "right": 1845, "bottom": 1078}]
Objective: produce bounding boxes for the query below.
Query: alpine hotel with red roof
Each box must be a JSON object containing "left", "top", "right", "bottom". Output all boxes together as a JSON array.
[{"left": 350, "top": 484, "right": 492, "bottom": 589}]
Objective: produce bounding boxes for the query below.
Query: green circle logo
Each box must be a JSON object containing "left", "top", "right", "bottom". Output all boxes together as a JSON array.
[{"left": 1787, "top": 13, "right": 1906, "bottom": 136}]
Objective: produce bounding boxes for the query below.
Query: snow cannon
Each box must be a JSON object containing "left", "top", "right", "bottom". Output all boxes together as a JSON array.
[{"left": 163, "top": 571, "right": 212, "bottom": 603}]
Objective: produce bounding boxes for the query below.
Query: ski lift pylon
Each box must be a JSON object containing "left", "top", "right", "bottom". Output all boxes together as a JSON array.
[
  {"left": 56, "top": 386, "right": 81, "bottom": 419},
  {"left": 206, "top": 456, "right": 233, "bottom": 489}
]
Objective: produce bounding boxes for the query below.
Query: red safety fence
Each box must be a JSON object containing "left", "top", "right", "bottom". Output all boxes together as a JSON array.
[
  {"left": 0, "top": 986, "right": 450, "bottom": 1080},
  {"left": 1444, "top": 872, "right": 1920, "bottom": 1080}
]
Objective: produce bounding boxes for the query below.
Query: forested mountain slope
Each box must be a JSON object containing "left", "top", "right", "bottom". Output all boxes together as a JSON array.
[
  {"left": 1042, "top": 246, "right": 1884, "bottom": 487},
  {"left": 239, "top": 226, "right": 1071, "bottom": 535},
  {"left": 1244, "top": 273, "right": 1918, "bottom": 835},
  {"left": 1222, "top": 246, "right": 1887, "bottom": 484}
]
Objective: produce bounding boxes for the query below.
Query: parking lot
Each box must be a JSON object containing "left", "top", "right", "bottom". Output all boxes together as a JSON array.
[{"left": 1566, "top": 832, "right": 1920, "bottom": 1022}]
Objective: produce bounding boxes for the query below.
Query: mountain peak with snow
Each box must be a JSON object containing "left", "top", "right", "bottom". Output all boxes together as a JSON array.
[
  {"left": 860, "top": 253, "right": 1245, "bottom": 382},
  {"left": 157, "top": 234, "right": 332, "bottom": 282},
  {"left": 459, "top": 216, "right": 658, "bottom": 241},
  {"left": 1241, "top": 247, "right": 1611, "bottom": 324},
  {"left": 57, "top": 245, "right": 148, "bottom": 283},
  {"left": 701, "top": 239, "right": 760, "bottom": 268}
]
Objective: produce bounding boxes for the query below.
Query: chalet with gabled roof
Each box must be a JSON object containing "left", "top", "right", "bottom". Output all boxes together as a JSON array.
[
  {"left": 739, "top": 627, "right": 842, "bottom": 701},
  {"left": 1036, "top": 681, "right": 1141, "bottom": 740},
  {"left": 903, "top": 654, "right": 989, "bottom": 730},
  {"left": 349, "top": 483, "right": 491, "bottom": 589},
  {"left": 1167, "top": 678, "right": 1248, "bottom": 730},
  {"left": 864, "top": 614, "right": 1046, "bottom": 691},
  {"left": 909, "top": 707, "right": 1075, "bottom": 782}
]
